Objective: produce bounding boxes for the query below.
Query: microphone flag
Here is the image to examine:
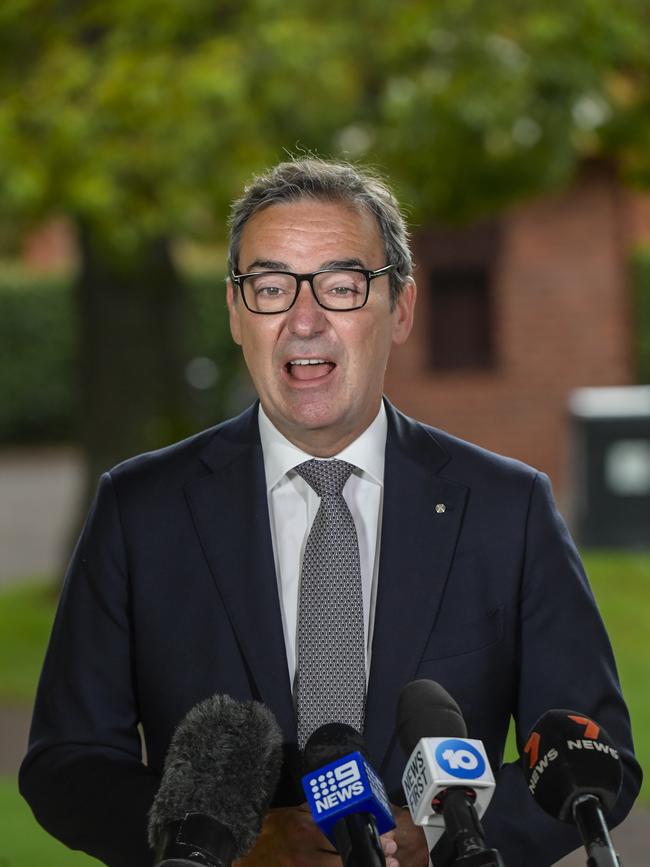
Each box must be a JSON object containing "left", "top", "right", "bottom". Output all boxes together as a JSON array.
[{"left": 302, "top": 750, "right": 395, "bottom": 844}]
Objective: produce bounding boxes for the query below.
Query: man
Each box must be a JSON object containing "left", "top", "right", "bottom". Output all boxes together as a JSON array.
[{"left": 21, "top": 159, "right": 641, "bottom": 867}]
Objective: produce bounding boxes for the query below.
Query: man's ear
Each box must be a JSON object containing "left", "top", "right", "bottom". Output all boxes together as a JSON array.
[
  {"left": 226, "top": 279, "right": 242, "bottom": 346},
  {"left": 391, "top": 277, "right": 416, "bottom": 346}
]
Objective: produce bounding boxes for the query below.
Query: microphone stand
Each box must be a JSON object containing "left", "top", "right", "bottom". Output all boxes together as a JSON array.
[
  {"left": 430, "top": 788, "right": 506, "bottom": 867},
  {"left": 155, "top": 813, "right": 236, "bottom": 867},
  {"left": 572, "top": 795, "right": 621, "bottom": 867},
  {"left": 333, "top": 812, "right": 386, "bottom": 867}
]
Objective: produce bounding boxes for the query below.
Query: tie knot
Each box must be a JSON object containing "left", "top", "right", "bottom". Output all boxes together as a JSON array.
[{"left": 294, "top": 459, "right": 355, "bottom": 497}]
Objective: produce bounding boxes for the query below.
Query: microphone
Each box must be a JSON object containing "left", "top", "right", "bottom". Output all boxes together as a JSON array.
[
  {"left": 148, "top": 694, "right": 283, "bottom": 866},
  {"left": 301, "top": 722, "right": 395, "bottom": 867},
  {"left": 522, "top": 709, "right": 623, "bottom": 867},
  {"left": 397, "top": 679, "right": 503, "bottom": 867}
]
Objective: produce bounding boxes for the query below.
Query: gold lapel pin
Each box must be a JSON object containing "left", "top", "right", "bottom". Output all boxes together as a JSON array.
[{"left": 435, "top": 503, "right": 446, "bottom": 514}]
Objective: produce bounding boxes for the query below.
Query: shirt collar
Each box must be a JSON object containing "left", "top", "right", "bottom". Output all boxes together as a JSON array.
[{"left": 258, "top": 401, "right": 387, "bottom": 492}]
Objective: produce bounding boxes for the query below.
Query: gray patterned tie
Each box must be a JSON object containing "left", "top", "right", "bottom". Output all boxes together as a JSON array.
[{"left": 294, "top": 459, "right": 366, "bottom": 750}]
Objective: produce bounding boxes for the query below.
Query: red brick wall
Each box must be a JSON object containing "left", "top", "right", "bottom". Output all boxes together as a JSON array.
[{"left": 385, "top": 163, "right": 637, "bottom": 506}]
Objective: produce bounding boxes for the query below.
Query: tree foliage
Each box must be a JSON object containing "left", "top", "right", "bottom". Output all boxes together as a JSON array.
[{"left": 2, "top": 0, "right": 650, "bottom": 246}]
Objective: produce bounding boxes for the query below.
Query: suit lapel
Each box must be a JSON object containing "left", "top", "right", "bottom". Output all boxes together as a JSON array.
[
  {"left": 184, "top": 405, "right": 297, "bottom": 742},
  {"left": 365, "top": 402, "right": 469, "bottom": 771}
]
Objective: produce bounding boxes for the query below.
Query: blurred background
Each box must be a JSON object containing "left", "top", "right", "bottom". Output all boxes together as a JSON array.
[{"left": 0, "top": 1, "right": 648, "bottom": 864}]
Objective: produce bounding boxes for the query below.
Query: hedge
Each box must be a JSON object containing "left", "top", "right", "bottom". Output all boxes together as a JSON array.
[{"left": 0, "top": 269, "right": 242, "bottom": 443}]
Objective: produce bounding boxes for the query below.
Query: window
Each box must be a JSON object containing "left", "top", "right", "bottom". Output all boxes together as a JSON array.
[
  {"left": 430, "top": 264, "right": 493, "bottom": 370},
  {"left": 416, "top": 220, "right": 500, "bottom": 372}
]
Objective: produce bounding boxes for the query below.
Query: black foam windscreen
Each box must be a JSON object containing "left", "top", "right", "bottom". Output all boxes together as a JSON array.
[
  {"left": 302, "top": 722, "right": 367, "bottom": 775},
  {"left": 396, "top": 679, "right": 467, "bottom": 755},
  {"left": 148, "top": 694, "right": 283, "bottom": 859},
  {"left": 522, "top": 709, "right": 622, "bottom": 822}
]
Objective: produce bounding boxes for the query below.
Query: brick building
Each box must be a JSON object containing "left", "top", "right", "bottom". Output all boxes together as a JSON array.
[{"left": 385, "top": 161, "right": 649, "bottom": 509}]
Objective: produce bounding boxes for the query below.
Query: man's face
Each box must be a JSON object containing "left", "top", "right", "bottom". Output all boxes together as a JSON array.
[{"left": 227, "top": 198, "right": 416, "bottom": 455}]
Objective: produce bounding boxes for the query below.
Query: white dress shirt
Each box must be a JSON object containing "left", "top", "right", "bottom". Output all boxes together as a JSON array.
[{"left": 258, "top": 402, "right": 387, "bottom": 687}]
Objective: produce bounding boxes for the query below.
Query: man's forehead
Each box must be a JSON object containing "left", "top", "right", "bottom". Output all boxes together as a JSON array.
[{"left": 239, "top": 198, "right": 383, "bottom": 257}]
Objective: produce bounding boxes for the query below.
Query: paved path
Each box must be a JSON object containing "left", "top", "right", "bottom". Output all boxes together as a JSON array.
[
  {"left": 0, "top": 705, "right": 29, "bottom": 776},
  {"left": 0, "top": 446, "right": 83, "bottom": 585},
  {"left": 0, "top": 448, "right": 647, "bottom": 864}
]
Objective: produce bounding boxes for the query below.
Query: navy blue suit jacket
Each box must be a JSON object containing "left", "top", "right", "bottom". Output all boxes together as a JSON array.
[{"left": 20, "top": 400, "right": 641, "bottom": 866}]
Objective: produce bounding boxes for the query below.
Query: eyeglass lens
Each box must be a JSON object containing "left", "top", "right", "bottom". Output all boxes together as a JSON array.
[{"left": 241, "top": 270, "right": 368, "bottom": 313}]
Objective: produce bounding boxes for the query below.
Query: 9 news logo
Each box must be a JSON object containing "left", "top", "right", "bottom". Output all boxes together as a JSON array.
[
  {"left": 308, "top": 759, "right": 365, "bottom": 813},
  {"left": 435, "top": 739, "right": 486, "bottom": 780}
]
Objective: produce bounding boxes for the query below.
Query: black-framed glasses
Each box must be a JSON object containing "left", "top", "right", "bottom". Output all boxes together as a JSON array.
[{"left": 230, "top": 264, "right": 394, "bottom": 314}]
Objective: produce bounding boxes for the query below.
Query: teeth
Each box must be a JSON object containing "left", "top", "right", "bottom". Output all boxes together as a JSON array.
[{"left": 289, "top": 359, "right": 327, "bottom": 365}]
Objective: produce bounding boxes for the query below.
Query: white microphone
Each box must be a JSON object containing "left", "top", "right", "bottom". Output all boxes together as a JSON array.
[
  {"left": 402, "top": 735, "right": 495, "bottom": 829},
  {"left": 397, "top": 680, "right": 503, "bottom": 867}
]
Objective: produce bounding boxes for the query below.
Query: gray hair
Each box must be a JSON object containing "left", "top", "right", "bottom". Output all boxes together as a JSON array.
[{"left": 227, "top": 158, "right": 413, "bottom": 308}]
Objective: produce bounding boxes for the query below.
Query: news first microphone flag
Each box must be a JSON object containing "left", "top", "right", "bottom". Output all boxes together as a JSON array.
[{"left": 402, "top": 737, "right": 495, "bottom": 828}]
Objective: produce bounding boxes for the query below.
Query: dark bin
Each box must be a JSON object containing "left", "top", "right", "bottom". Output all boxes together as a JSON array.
[{"left": 570, "top": 386, "right": 650, "bottom": 548}]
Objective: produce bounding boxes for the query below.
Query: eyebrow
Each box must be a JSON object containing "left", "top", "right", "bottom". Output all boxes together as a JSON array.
[
  {"left": 245, "top": 258, "right": 288, "bottom": 271},
  {"left": 243, "top": 257, "right": 368, "bottom": 273}
]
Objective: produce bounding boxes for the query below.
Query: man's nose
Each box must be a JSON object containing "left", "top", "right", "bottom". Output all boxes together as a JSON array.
[{"left": 286, "top": 279, "right": 327, "bottom": 336}]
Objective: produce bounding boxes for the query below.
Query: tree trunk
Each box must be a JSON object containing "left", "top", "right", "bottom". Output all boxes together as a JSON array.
[{"left": 72, "top": 223, "right": 193, "bottom": 543}]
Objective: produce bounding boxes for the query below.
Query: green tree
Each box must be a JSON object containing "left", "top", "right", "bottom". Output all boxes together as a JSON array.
[
  {"left": 2, "top": 0, "right": 650, "bottom": 491},
  {"left": 0, "top": 0, "right": 367, "bottom": 491}
]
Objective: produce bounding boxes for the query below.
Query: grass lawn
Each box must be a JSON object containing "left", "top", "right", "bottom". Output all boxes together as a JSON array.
[
  {"left": 581, "top": 550, "right": 650, "bottom": 793},
  {"left": 0, "top": 551, "right": 648, "bottom": 866},
  {"left": 0, "top": 578, "right": 57, "bottom": 702}
]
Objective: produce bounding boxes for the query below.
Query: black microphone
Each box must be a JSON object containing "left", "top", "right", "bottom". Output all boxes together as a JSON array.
[
  {"left": 148, "top": 694, "right": 283, "bottom": 866},
  {"left": 522, "top": 709, "right": 623, "bottom": 867},
  {"left": 302, "top": 722, "right": 395, "bottom": 867},
  {"left": 397, "top": 679, "right": 504, "bottom": 867}
]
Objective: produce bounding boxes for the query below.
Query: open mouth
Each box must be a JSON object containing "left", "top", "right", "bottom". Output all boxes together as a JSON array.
[{"left": 286, "top": 358, "right": 336, "bottom": 381}]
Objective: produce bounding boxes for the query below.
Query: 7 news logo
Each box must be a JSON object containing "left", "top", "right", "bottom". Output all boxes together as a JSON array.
[
  {"left": 309, "top": 759, "right": 365, "bottom": 813},
  {"left": 524, "top": 713, "right": 619, "bottom": 796}
]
